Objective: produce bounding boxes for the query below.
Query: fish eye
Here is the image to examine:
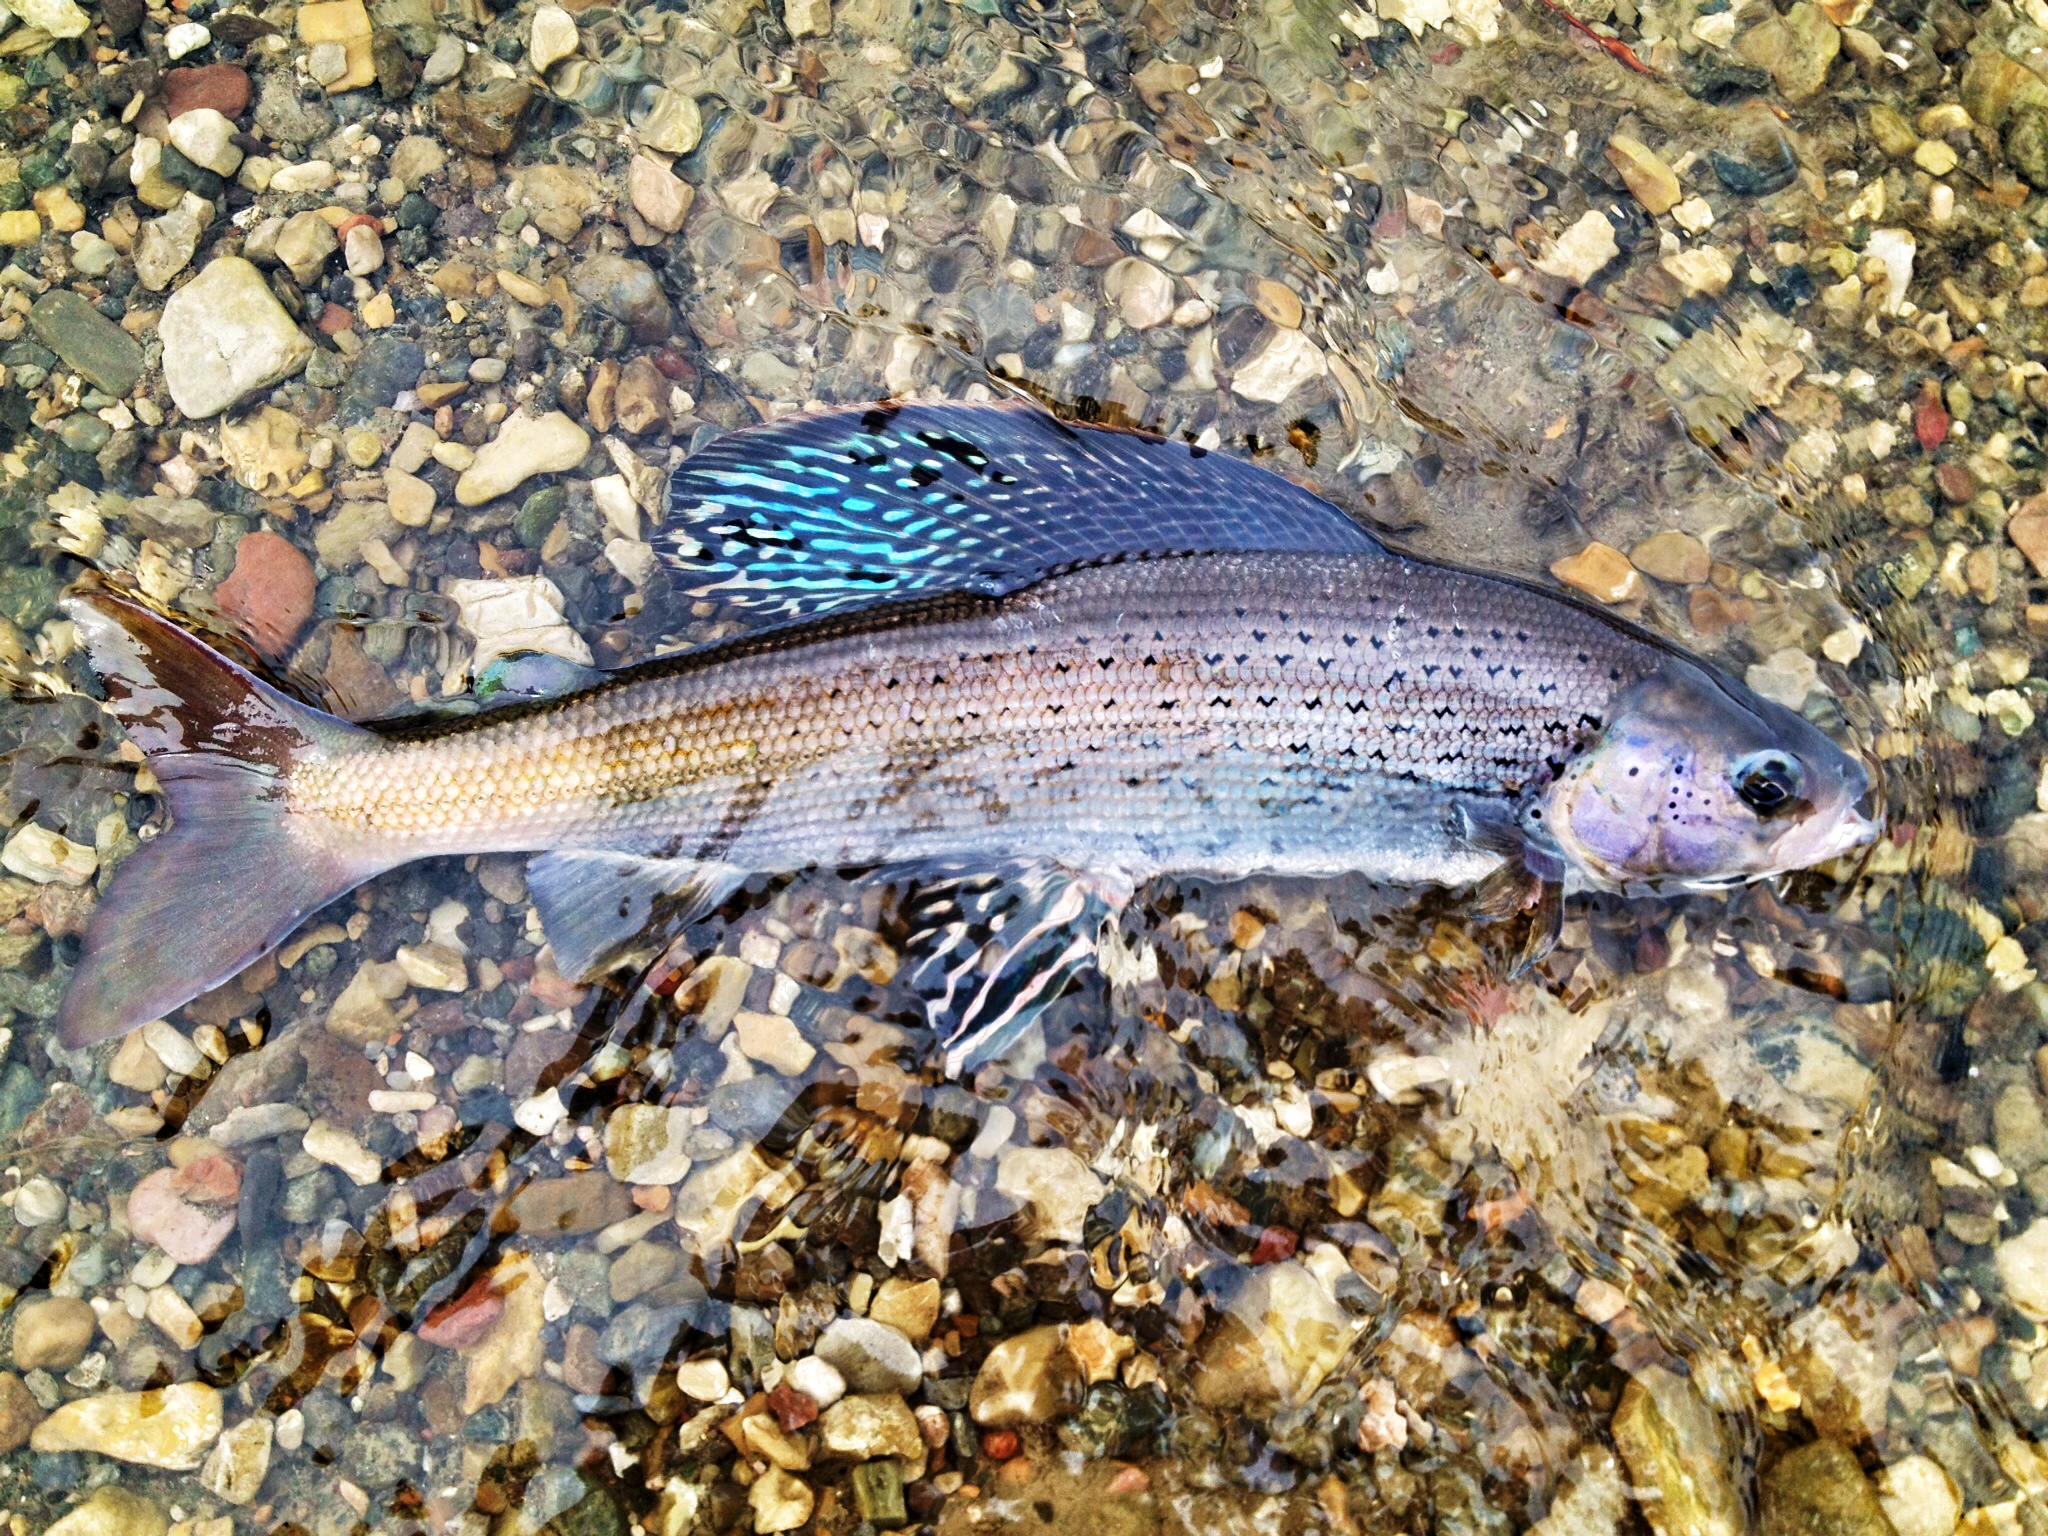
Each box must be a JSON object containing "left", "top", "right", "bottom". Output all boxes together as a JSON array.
[{"left": 1732, "top": 751, "right": 1803, "bottom": 817}]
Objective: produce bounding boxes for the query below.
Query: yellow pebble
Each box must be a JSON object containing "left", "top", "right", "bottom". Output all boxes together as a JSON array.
[{"left": 0, "top": 210, "right": 41, "bottom": 246}]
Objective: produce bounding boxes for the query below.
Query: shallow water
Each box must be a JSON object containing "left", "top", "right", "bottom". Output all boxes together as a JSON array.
[{"left": 0, "top": 0, "right": 2031, "bottom": 1530}]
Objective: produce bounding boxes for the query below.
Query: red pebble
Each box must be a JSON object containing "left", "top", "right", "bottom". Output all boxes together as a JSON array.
[
  {"left": 164, "top": 63, "right": 250, "bottom": 119},
  {"left": 418, "top": 1274, "right": 504, "bottom": 1349},
  {"left": 214, "top": 530, "right": 316, "bottom": 659},
  {"left": 1914, "top": 381, "right": 1950, "bottom": 452},
  {"left": 766, "top": 1382, "right": 818, "bottom": 1432},
  {"left": 981, "top": 1429, "right": 1020, "bottom": 1461},
  {"left": 1248, "top": 1225, "right": 1298, "bottom": 1264},
  {"left": 1107, "top": 1465, "right": 1149, "bottom": 1495},
  {"left": 316, "top": 303, "right": 354, "bottom": 335}
]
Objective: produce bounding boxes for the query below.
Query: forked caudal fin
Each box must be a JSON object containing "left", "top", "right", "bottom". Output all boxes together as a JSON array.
[{"left": 57, "top": 594, "right": 384, "bottom": 1049}]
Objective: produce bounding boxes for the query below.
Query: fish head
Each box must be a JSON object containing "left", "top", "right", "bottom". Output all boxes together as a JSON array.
[{"left": 1528, "top": 658, "right": 1877, "bottom": 892}]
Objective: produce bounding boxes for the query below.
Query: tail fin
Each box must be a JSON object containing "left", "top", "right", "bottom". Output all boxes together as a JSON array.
[{"left": 57, "top": 594, "right": 382, "bottom": 1049}]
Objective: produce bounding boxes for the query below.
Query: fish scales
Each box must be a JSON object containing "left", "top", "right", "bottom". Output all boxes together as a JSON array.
[{"left": 292, "top": 552, "right": 1665, "bottom": 883}]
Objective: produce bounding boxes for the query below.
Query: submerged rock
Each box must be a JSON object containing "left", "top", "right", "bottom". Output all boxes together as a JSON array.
[
  {"left": 31, "top": 1383, "right": 222, "bottom": 1469},
  {"left": 1610, "top": 1368, "right": 1742, "bottom": 1536},
  {"left": 158, "top": 257, "right": 314, "bottom": 419},
  {"left": 1759, "top": 1440, "right": 1892, "bottom": 1536}
]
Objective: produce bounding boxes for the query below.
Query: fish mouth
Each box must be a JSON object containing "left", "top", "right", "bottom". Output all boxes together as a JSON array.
[{"left": 1766, "top": 803, "right": 1880, "bottom": 874}]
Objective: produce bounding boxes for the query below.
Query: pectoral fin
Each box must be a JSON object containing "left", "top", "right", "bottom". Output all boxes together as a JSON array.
[
  {"left": 527, "top": 852, "right": 749, "bottom": 979},
  {"left": 1458, "top": 801, "right": 1565, "bottom": 977}
]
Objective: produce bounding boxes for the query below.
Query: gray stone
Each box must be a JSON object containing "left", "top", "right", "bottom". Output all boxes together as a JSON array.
[
  {"left": 29, "top": 291, "right": 143, "bottom": 396},
  {"left": 568, "top": 255, "right": 672, "bottom": 345},
  {"left": 336, "top": 334, "right": 425, "bottom": 423}
]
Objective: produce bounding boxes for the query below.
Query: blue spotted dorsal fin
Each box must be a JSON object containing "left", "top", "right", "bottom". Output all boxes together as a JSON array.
[{"left": 656, "top": 400, "right": 1385, "bottom": 624}]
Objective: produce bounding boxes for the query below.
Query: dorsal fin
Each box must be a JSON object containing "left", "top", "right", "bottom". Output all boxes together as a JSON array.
[{"left": 656, "top": 400, "right": 1385, "bottom": 624}]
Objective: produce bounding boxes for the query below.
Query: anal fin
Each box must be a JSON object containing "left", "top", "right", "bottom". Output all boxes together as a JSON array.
[{"left": 527, "top": 852, "right": 748, "bottom": 980}]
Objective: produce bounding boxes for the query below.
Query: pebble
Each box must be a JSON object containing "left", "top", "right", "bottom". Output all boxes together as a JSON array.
[
  {"left": 159, "top": 257, "right": 315, "bottom": 419},
  {"left": 214, "top": 531, "right": 316, "bottom": 659},
  {"left": 1744, "top": 647, "right": 1820, "bottom": 710},
  {"left": 208, "top": 1103, "right": 311, "bottom": 1147},
  {"left": 1629, "top": 531, "right": 1712, "bottom": 585},
  {"left": 1735, "top": 1, "right": 1838, "bottom": 100},
  {"left": 10, "top": 0, "right": 88, "bottom": 36},
  {"left": 675, "top": 1358, "right": 730, "bottom": 1401},
  {"left": 1550, "top": 542, "right": 1642, "bottom": 604},
  {"left": 31, "top": 1382, "right": 222, "bottom": 1469},
  {"left": 0, "top": 1373, "right": 40, "bottom": 1454},
  {"left": 163, "top": 20, "right": 211, "bottom": 56},
  {"left": 814, "top": 1318, "right": 923, "bottom": 1395},
  {"left": 1610, "top": 1367, "right": 1741, "bottom": 1536},
  {"left": 530, "top": 5, "right": 578, "bottom": 69},
  {"left": 128, "top": 1156, "right": 240, "bottom": 1264},
  {"left": 605, "top": 1104, "right": 692, "bottom": 1184},
  {"left": 273, "top": 211, "right": 338, "bottom": 285},
  {"left": 13, "top": 1177, "right": 63, "bottom": 1227},
  {"left": 165, "top": 109, "right": 241, "bottom": 177},
  {"left": 1534, "top": 210, "right": 1620, "bottom": 285},
  {"left": 1606, "top": 133, "right": 1681, "bottom": 214},
  {"left": 343, "top": 223, "right": 384, "bottom": 277},
  {"left": 1759, "top": 1440, "right": 1893, "bottom": 1536},
  {"left": 628, "top": 155, "right": 693, "bottom": 233},
  {"left": 133, "top": 206, "right": 201, "bottom": 291},
  {"left": 786, "top": 0, "right": 831, "bottom": 34},
  {"left": 13, "top": 1298, "right": 97, "bottom": 1372},
  {"left": 456, "top": 411, "right": 593, "bottom": 506},
  {"left": 302, "top": 1119, "right": 382, "bottom": 1186},
  {"left": 1997, "top": 1218, "right": 2048, "bottom": 1319},
  {"left": 1876, "top": 1455, "right": 1959, "bottom": 1536},
  {"left": 636, "top": 87, "right": 702, "bottom": 154},
  {"left": 459, "top": 1254, "right": 547, "bottom": 1413},
  {"left": 867, "top": 1278, "right": 941, "bottom": 1344},
  {"left": 732, "top": 1011, "right": 817, "bottom": 1075},
  {"left": 165, "top": 64, "right": 250, "bottom": 119},
  {"left": 28, "top": 290, "right": 144, "bottom": 397},
  {"left": 1, "top": 825, "right": 95, "bottom": 886},
  {"left": 749, "top": 1468, "right": 812, "bottom": 1534},
  {"left": 568, "top": 255, "right": 674, "bottom": 345},
  {"left": 41, "top": 1489, "right": 165, "bottom": 1536},
  {"left": 1231, "top": 326, "right": 1326, "bottom": 404},
  {"left": 995, "top": 1145, "right": 1106, "bottom": 1243},
  {"left": 970, "top": 1326, "right": 1080, "bottom": 1426},
  {"left": 817, "top": 1393, "right": 927, "bottom": 1478},
  {"left": 1104, "top": 258, "right": 1174, "bottom": 329},
  {"left": 1192, "top": 1261, "right": 1354, "bottom": 1409},
  {"left": 421, "top": 33, "right": 465, "bottom": 85},
  {"left": 447, "top": 574, "right": 594, "bottom": 671},
  {"left": 785, "top": 1354, "right": 846, "bottom": 1411}
]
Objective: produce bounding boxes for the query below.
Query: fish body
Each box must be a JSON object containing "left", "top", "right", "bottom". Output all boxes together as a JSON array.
[{"left": 55, "top": 402, "right": 1876, "bottom": 1058}]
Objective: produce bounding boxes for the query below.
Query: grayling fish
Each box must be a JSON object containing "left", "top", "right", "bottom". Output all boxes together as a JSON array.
[{"left": 56, "top": 402, "right": 1875, "bottom": 1071}]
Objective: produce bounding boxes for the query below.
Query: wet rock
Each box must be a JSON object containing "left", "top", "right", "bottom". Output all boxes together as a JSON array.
[
  {"left": 10, "top": 0, "right": 86, "bottom": 36},
  {"left": 1105, "top": 257, "right": 1174, "bottom": 329},
  {"left": 867, "top": 1278, "right": 940, "bottom": 1344},
  {"left": 1230, "top": 326, "right": 1325, "bottom": 403},
  {"left": 1534, "top": 210, "right": 1621, "bottom": 285},
  {"left": 675, "top": 1357, "right": 729, "bottom": 1401},
  {"left": 815, "top": 1317, "right": 921, "bottom": 1395},
  {"left": 461, "top": 1254, "right": 547, "bottom": 1413},
  {"left": 786, "top": 1354, "right": 844, "bottom": 1410},
  {"left": 29, "top": 291, "right": 143, "bottom": 397},
  {"left": 1606, "top": 133, "right": 1680, "bottom": 214},
  {"left": 436, "top": 80, "right": 533, "bottom": 157},
  {"left": 341, "top": 1422, "right": 415, "bottom": 1486},
  {"left": 605, "top": 1104, "right": 692, "bottom": 1184},
  {"left": 628, "top": 155, "right": 692, "bottom": 234},
  {"left": 166, "top": 109, "right": 241, "bottom": 178},
  {"left": 1710, "top": 105, "right": 1799, "bottom": 194},
  {"left": 336, "top": 335, "right": 424, "bottom": 424},
  {"left": 970, "top": 1325, "right": 1081, "bottom": 1426},
  {"left": 42, "top": 1488, "right": 165, "bottom": 1536},
  {"left": 635, "top": 88, "right": 701, "bottom": 154},
  {"left": 1193, "top": 1261, "right": 1356, "bottom": 1409},
  {"left": 569, "top": 255, "right": 673, "bottom": 346},
  {"left": 13, "top": 1297, "right": 96, "bottom": 1371},
  {"left": 733, "top": 1011, "right": 815, "bottom": 1075},
  {"left": 1876, "top": 1455, "right": 1957, "bottom": 1536},
  {"left": 273, "top": 211, "right": 338, "bottom": 286},
  {"left": 1759, "top": 1439, "right": 1891, "bottom": 1536},
  {"left": 165, "top": 64, "right": 250, "bottom": 119},
  {"left": 817, "top": 1393, "right": 927, "bottom": 1480},
  {"left": 2009, "top": 107, "right": 2048, "bottom": 190},
  {"left": 1630, "top": 531, "right": 1711, "bottom": 584},
  {"left": 215, "top": 531, "right": 316, "bottom": 659},
  {"left": 507, "top": 1170, "right": 634, "bottom": 1236},
  {"left": 1998, "top": 1219, "right": 2048, "bottom": 1319},
  {"left": 134, "top": 206, "right": 202, "bottom": 292},
  {"left": 199, "top": 1415, "right": 272, "bottom": 1505},
  {"left": 2, "top": 825, "right": 95, "bottom": 885},
  {"left": 1736, "top": 3, "right": 1838, "bottom": 101},
  {"left": 600, "top": 1301, "right": 699, "bottom": 1369},
  {"left": 1551, "top": 542, "right": 1641, "bottom": 603},
  {"left": 127, "top": 1157, "right": 239, "bottom": 1264},
  {"left": 749, "top": 1468, "right": 812, "bottom": 1534},
  {"left": 0, "top": 1374, "right": 43, "bottom": 1453},
  {"left": 456, "top": 411, "right": 592, "bottom": 506},
  {"left": 994, "top": 1146, "right": 1104, "bottom": 1244},
  {"left": 2009, "top": 495, "right": 2048, "bottom": 576},
  {"left": 530, "top": 6, "right": 578, "bottom": 70},
  {"left": 303, "top": 1119, "right": 381, "bottom": 1185},
  {"left": 1610, "top": 1367, "right": 1741, "bottom": 1536},
  {"left": 159, "top": 257, "right": 313, "bottom": 419},
  {"left": 31, "top": 1383, "right": 222, "bottom": 1469},
  {"left": 448, "top": 574, "right": 595, "bottom": 673}
]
